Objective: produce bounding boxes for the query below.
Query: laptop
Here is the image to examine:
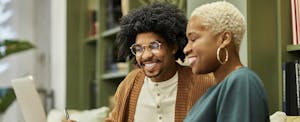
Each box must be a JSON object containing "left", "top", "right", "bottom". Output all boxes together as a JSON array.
[{"left": 11, "top": 76, "right": 47, "bottom": 122}]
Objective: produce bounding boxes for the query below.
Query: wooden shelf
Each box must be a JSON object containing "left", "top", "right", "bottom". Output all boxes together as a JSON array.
[
  {"left": 101, "top": 71, "right": 127, "bottom": 80},
  {"left": 286, "top": 44, "right": 300, "bottom": 52},
  {"left": 101, "top": 26, "right": 121, "bottom": 38},
  {"left": 85, "top": 35, "right": 98, "bottom": 44}
]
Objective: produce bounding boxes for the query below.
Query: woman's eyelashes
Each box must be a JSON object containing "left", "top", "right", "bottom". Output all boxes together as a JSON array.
[
  {"left": 188, "top": 35, "right": 197, "bottom": 42},
  {"left": 190, "top": 33, "right": 202, "bottom": 42}
]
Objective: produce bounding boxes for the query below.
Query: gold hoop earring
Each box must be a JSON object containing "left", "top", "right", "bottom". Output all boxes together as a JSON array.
[{"left": 217, "top": 47, "right": 228, "bottom": 64}]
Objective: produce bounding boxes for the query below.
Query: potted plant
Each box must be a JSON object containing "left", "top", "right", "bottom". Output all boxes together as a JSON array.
[{"left": 0, "top": 39, "right": 34, "bottom": 112}]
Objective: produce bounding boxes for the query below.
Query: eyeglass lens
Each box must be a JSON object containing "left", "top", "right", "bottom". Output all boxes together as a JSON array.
[{"left": 131, "top": 41, "right": 161, "bottom": 56}]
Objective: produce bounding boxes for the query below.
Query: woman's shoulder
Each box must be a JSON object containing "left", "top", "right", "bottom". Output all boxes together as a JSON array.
[
  {"left": 227, "top": 67, "right": 260, "bottom": 81},
  {"left": 219, "top": 67, "right": 268, "bottom": 103},
  {"left": 222, "top": 67, "right": 265, "bottom": 90}
]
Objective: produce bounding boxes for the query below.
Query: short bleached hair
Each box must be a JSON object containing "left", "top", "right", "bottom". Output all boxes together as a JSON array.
[{"left": 191, "top": 1, "right": 246, "bottom": 51}]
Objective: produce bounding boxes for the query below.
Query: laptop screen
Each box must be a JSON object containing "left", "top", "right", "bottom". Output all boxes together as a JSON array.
[{"left": 11, "top": 76, "right": 47, "bottom": 122}]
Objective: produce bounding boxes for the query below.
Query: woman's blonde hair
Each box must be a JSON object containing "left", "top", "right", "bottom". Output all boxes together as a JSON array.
[{"left": 191, "top": 1, "right": 246, "bottom": 51}]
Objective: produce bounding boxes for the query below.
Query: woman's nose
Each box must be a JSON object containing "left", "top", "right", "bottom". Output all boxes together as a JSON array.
[{"left": 184, "top": 42, "right": 192, "bottom": 55}]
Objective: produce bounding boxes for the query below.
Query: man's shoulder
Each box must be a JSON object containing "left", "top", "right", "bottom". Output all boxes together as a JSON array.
[
  {"left": 178, "top": 65, "right": 213, "bottom": 79},
  {"left": 127, "top": 68, "right": 142, "bottom": 76},
  {"left": 178, "top": 65, "right": 193, "bottom": 74},
  {"left": 118, "top": 69, "right": 143, "bottom": 86}
]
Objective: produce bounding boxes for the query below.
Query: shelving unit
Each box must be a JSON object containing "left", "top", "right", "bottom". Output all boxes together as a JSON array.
[
  {"left": 96, "top": 0, "right": 130, "bottom": 107},
  {"left": 64, "top": 0, "right": 167, "bottom": 109},
  {"left": 85, "top": 35, "right": 98, "bottom": 44},
  {"left": 287, "top": 45, "right": 300, "bottom": 52},
  {"left": 101, "top": 26, "right": 121, "bottom": 38},
  {"left": 66, "top": 0, "right": 97, "bottom": 109},
  {"left": 101, "top": 72, "right": 128, "bottom": 80},
  {"left": 66, "top": 0, "right": 191, "bottom": 109},
  {"left": 247, "top": 0, "right": 300, "bottom": 113}
]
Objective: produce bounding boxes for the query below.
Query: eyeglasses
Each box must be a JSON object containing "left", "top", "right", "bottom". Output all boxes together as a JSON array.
[{"left": 130, "top": 41, "right": 162, "bottom": 56}]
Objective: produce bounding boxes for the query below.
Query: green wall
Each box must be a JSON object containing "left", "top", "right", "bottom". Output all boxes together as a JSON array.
[{"left": 67, "top": 0, "right": 96, "bottom": 109}]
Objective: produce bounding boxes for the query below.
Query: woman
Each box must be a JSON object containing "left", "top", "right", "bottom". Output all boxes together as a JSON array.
[{"left": 183, "top": 1, "right": 269, "bottom": 122}]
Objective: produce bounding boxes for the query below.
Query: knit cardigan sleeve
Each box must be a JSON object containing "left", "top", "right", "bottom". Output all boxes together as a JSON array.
[
  {"left": 187, "top": 72, "right": 216, "bottom": 111},
  {"left": 174, "top": 66, "right": 216, "bottom": 122},
  {"left": 105, "top": 69, "right": 141, "bottom": 122}
]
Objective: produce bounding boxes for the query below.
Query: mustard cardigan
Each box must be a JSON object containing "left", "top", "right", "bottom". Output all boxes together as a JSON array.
[{"left": 105, "top": 64, "right": 216, "bottom": 122}]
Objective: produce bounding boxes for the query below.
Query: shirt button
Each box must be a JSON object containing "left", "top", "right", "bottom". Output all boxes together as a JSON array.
[
  {"left": 157, "top": 93, "right": 160, "bottom": 96},
  {"left": 159, "top": 116, "right": 162, "bottom": 120},
  {"left": 155, "top": 84, "right": 158, "bottom": 87},
  {"left": 157, "top": 105, "right": 160, "bottom": 109}
]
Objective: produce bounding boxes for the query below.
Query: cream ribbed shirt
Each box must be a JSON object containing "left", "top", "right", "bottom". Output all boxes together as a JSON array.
[{"left": 134, "top": 72, "right": 178, "bottom": 122}]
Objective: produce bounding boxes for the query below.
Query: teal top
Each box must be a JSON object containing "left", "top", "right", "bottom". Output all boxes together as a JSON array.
[{"left": 184, "top": 67, "right": 269, "bottom": 122}]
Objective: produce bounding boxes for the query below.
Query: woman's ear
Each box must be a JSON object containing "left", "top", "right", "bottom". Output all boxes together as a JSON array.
[{"left": 219, "top": 31, "right": 232, "bottom": 48}]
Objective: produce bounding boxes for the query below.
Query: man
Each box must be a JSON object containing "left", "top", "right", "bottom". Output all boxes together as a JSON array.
[{"left": 105, "top": 3, "right": 215, "bottom": 122}]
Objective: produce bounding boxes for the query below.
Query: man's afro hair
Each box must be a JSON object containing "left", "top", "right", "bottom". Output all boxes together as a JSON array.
[{"left": 117, "top": 2, "right": 187, "bottom": 62}]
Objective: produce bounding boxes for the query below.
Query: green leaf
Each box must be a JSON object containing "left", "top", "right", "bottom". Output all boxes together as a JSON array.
[
  {"left": 0, "top": 88, "right": 16, "bottom": 113},
  {"left": 0, "top": 39, "right": 35, "bottom": 59},
  {"left": 0, "top": 39, "right": 34, "bottom": 112}
]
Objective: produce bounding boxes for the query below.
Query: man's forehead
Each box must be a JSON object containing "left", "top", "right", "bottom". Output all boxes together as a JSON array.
[{"left": 135, "top": 33, "right": 165, "bottom": 44}]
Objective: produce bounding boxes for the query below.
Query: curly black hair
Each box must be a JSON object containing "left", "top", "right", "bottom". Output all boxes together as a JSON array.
[{"left": 117, "top": 2, "right": 187, "bottom": 63}]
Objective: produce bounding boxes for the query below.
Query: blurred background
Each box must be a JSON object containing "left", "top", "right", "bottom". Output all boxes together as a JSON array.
[{"left": 0, "top": 0, "right": 299, "bottom": 121}]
